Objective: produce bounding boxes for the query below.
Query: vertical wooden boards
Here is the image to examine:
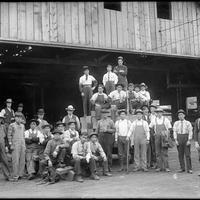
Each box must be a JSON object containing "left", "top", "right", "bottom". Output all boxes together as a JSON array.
[
  {"left": 173, "top": 2, "right": 181, "bottom": 54},
  {"left": 85, "top": 2, "right": 92, "bottom": 45},
  {"left": 160, "top": 18, "right": 167, "bottom": 53},
  {"left": 104, "top": 9, "right": 111, "bottom": 48},
  {"left": 143, "top": 2, "right": 151, "bottom": 51},
  {"left": 78, "top": 2, "right": 86, "bottom": 45},
  {"left": 191, "top": 2, "right": 199, "bottom": 56},
  {"left": 18, "top": 2, "right": 26, "bottom": 40},
  {"left": 64, "top": 2, "right": 72, "bottom": 44},
  {"left": 33, "top": 2, "right": 42, "bottom": 41},
  {"left": 116, "top": 8, "right": 123, "bottom": 48},
  {"left": 9, "top": 2, "right": 18, "bottom": 39},
  {"left": 165, "top": 18, "right": 171, "bottom": 54},
  {"left": 57, "top": 2, "right": 65, "bottom": 43},
  {"left": 26, "top": 2, "right": 34, "bottom": 41},
  {"left": 91, "top": 2, "right": 99, "bottom": 47},
  {"left": 127, "top": 1, "right": 135, "bottom": 49},
  {"left": 110, "top": 10, "right": 117, "bottom": 48},
  {"left": 41, "top": 2, "right": 50, "bottom": 42},
  {"left": 49, "top": 2, "right": 58, "bottom": 42},
  {"left": 0, "top": 2, "right": 9, "bottom": 38},
  {"left": 149, "top": 2, "right": 157, "bottom": 52},
  {"left": 121, "top": 2, "right": 129, "bottom": 48},
  {"left": 170, "top": 2, "right": 177, "bottom": 54},
  {"left": 133, "top": 1, "right": 140, "bottom": 50},
  {"left": 71, "top": 2, "right": 79, "bottom": 44},
  {"left": 196, "top": 2, "right": 200, "bottom": 56},
  {"left": 97, "top": 2, "right": 105, "bottom": 47}
]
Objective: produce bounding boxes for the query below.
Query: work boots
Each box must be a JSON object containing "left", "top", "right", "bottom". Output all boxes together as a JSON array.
[{"left": 118, "top": 159, "right": 124, "bottom": 172}]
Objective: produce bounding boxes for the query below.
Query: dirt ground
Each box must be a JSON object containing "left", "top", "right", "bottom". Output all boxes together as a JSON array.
[{"left": 0, "top": 142, "right": 200, "bottom": 198}]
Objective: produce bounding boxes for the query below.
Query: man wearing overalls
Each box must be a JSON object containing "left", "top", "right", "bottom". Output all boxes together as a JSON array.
[
  {"left": 79, "top": 66, "right": 98, "bottom": 117},
  {"left": 115, "top": 109, "right": 131, "bottom": 172},
  {"left": 95, "top": 110, "right": 115, "bottom": 172},
  {"left": 7, "top": 112, "right": 26, "bottom": 181},
  {"left": 90, "top": 84, "right": 109, "bottom": 120},
  {"left": 62, "top": 105, "right": 81, "bottom": 131},
  {"left": 113, "top": 56, "right": 128, "bottom": 90},
  {"left": 103, "top": 64, "right": 118, "bottom": 95},
  {"left": 149, "top": 108, "right": 172, "bottom": 172},
  {"left": 128, "top": 109, "right": 150, "bottom": 172},
  {"left": 173, "top": 109, "right": 193, "bottom": 174}
]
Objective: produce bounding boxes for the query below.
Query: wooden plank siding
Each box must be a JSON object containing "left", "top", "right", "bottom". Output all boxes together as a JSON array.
[{"left": 0, "top": 2, "right": 200, "bottom": 58}]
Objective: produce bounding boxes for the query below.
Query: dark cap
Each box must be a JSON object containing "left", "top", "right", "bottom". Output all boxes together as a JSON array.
[
  {"left": 83, "top": 66, "right": 89, "bottom": 70},
  {"left": 52, "top": 129, "right": 63, "bottom": 135},
  {"left": 155, "top": 108, "right": 164, "bottom": 113},
  {"left": 135, "top": 109, "right": 143, "bottom": 114},
  {"left": 68, "top": 120, "right": 77, "bottom": 125},
  {"left": 37, "top": 108, "right": 45, "bottom": 115},
  {"left": 141, "top": 105, "right": 149, "bottom": 110},
  {"left": 89, "top": 132, "right": 98, "bottom": 138},
  {"left": 55, "top": 121, "right": 65, "bottom": 127},
  {"left": 42, "top": 123, "right": 52, "bottom": 129},
  {"left": 18, "top": 103, "right": 23, "bottom": 107},
  {"left": 177, "top": 109, "right": 186, "bottom": 115},
  {"left": 118, "top": 109, "right": 127, "bottom": 115},
  {"left": 149, "top": 104, "right": 157, "bottom": 109},
  {"left": 29, "top": 119, "right": 39, "bottom": 126},
  {"left": 101, "top": 109, "right": 110, "bottom": 114}
]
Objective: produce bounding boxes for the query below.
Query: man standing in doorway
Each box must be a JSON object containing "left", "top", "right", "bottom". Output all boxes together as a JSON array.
[
  {"left": 79, "top": 66, "right": 98, "bottom": 117},
  {"left": 16, "top": 103, "right": 26, "bottom": 125},
  {"left": 103, "top": 64, "right": 118, "bottom": 95},
  {"left": 113, "top": 56, "right": 128, "bottom": 90},
  {"left": 173, "top": 109, "right": 193, "bottom": 174}
]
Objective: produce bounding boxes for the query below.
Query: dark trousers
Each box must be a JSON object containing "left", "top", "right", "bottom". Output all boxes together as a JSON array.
[
  {"left": 129, "top": 145, "right": 134, "bottom": 164},
  {"left": 93, "top": 156, "right": 109, "bottom": 173},
  {"left": 155, "top": 134, "right": 169, "bottom": 170},
  {"left": 98, "top": 132, "right": 114, "bottom": 168},
  {"left": 73, "top": 157, "right": 96, "bottom": 176},
  {"left": 0, "top": 142, "right": 11, "bottom": 179},
  {"left": 118, "top": 136, "right": 129, "bottom": 167},
  {"left": 82, "top": 86, "right": 93, "bottom": 116},
  {"left": 177, "top": 134, "right": 192, "bottom": 171},
  {"left": 105, "top": 81, "right": 115, "bottom": 95},
  {"left": 147, "top": 130, "right": 156, "bottom": 167}
]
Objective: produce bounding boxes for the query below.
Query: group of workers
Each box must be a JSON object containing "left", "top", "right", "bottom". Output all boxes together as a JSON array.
[{"left": 0, "top": 55, "right": 200, "bottom": 185}]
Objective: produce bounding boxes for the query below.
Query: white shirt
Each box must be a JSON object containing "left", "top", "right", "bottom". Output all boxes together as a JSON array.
[
  {"left": 109, "top": 90, "right": 127, "bottom": 102},
  {"left": 90, "top": 92, "right": 108, "bottom": 102},
  {"left": 24, "top": 128, "right": 44, "bottom": 144},
  {"left": 115, "top": 119, "right": 131, "bottom": 140},
  {"left": 149, "top": 116, "right": 172, "bottom": 132},
  {"left": 139, "top": 90, "right": 150, "bottom": 102},
  {"left": 103, "top": 72, "right": 118, "bottom": 86},
  {"left": 149, "top": 113, "right": 157, "bottom": 123},
  {"left": 79, "top": 74, "right": 96, "bottom": 85},
  {"left": 173, "top": 120, "right": 193, "bottom": 140},
  {"left": 128, "top": 119, "right": 150, "bottom": 140},
  {"left": 62, "top": 129, "right": 79, "bottom": 143}
]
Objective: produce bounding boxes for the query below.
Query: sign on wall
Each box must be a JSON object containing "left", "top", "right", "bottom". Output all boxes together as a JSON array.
[{"left": 186, "top": 97, "right": 198, "bottom": 110}]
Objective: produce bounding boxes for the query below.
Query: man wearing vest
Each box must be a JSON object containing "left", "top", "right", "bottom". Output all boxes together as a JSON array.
[
  {"left": 7, "top": 112, "right": 26, "bottom": 181},
  {"left": 96, "top": 110, "right": 115, "bottom": 172},
  {"left": 115, "top": 109, "right": 131, "bottom": 172},
  {"left": 62, "top": 105, "right": 80, "bottom": 131},
  {"left": 139, "top": 83, "right": 151, "bottom": 107},
  {"left": 149, "top": 108, "right": 172, "bottom": 172},
  {"left": 79, "top": 66, "right": 98, "bottom": 117},
  {"left": 128, "top": 109, "right": 150, "bottom": 172},
  {"left": 90, "top": 84, "right": 110, "bottom": 120},
  {"left": 194, "top": 112, "right": 200, "bottom": 176},
  {"left": 37, "top": 108, "right": 48, "bottom": 133},
  {"left": 103, "top": 64, "right": 118, "bottom": 95},
  {"left": 16, "top": 103, "right": 26, "bottom": 125},
  {"left": 127, "top": 83, "right": 137, "bottom": 114},
  {"left": 173, "top": 109, "right": 193, "bottom": 174},
  {"left": 113, "top": 56, "right": 128, "bottom": 90},
  {"left": 89, "top": 132, "right": 112, "bottom": 176},
  {"left": 24, "top": 119, "right": 45, "bottom": 180},
  {"left": 0, "top": 113, "right": 14, "bottom": 181}
]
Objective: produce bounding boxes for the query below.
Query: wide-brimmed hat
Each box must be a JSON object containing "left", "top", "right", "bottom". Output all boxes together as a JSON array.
[
  {"left": 6, "top": 98, "right": 13, "bottom": 103},
  {"left": 55, "top": 121, "right": 65, "bottom": 127},
  {"left": 18, "top": 103, "right": 23, "bottom": 108},
  {"left": 37, "top": 108, "right": 45, "bottom": 115},
  {"left": 29, "top": 119, "right": 39, "bottom": 126},
  {"left": 68, "top": 120, "right": 77, "bottom": 125},
  {"left": 89, "top": 132, "right": 98, "bottom": 138},
  {"left": 135, "top": 109, "right": 143, "bottom": 114},
  {"left": 177, "top": 109, "right": 186, "bottom": 115},
  {"left": 118, "top": 109, "right": 127, "bottom": 115},
  {"left": 140, "top": 83, "right": 148, "bottom": 89},
  {"left": 42, "top": 123, "right": 52, "bottom": 129},
  {"left": 15, "top": 112, "right": 23, "bottom": 118},
  {"left": 118, "top": 56, "right": 123, "bottom": 60},
  {"left": 52, "top": 129, "right": 63, "bottom": 135},
  {"left": 65, "top": 105, "right": 75, "bottom": 111},
  {"left": 155, "top": 108, "right": 164, "bottom": 113}
]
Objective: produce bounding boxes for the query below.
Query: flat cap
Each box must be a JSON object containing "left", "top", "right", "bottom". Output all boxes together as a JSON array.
[{"left": 177, "top": 109, "right": 186, "bottom": 115}]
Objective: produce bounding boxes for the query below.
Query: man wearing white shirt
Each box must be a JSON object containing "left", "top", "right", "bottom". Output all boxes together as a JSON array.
[
  {"left": 103, "top": 64, "right": 118, "bottom": 95},
  {"left": 90, "top": 84, "right": 109, "bottom": 120},
  {"left": 173, "top": 109, "right": 193, "bottom": 174},
  {"left": 128, "top": 109, "right": 150, "bottom": 172},
  {"left": 79, "top": 66, "right": 97, "bottom": 117},
  {"left": 139, "top": 83, "right": 151, "bottom": 106},
  {"left": 109, "top": 83, "right": 127, "bottom": 121},
  {"left": 149, "top": 108, "right": 172, "bottom": 172},
  {"left": 115, "top": 110, "right": 131, "bottom": 171}
]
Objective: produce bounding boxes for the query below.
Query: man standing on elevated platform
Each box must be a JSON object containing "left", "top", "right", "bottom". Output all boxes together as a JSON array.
[
  {"left": 113, "top": 56, "right": 128, "bottom": 90},
  {"left": 79, "top": 66, "right": 98, "bottom": 117}
]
